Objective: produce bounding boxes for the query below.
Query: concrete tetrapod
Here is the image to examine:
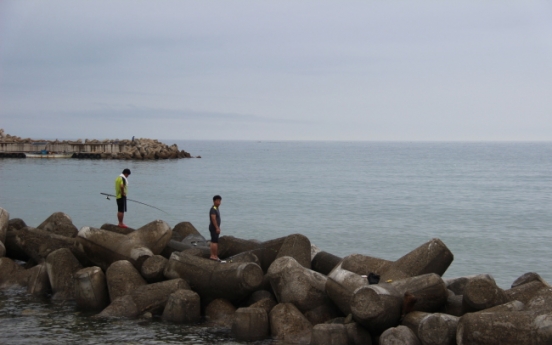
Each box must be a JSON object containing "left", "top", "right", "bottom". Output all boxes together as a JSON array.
[
  {"left": 162, "top": 289, "right": 201, "bottom": 324},
  {"left": 390, "top": 273, "right": 448, "bottom": 313},
  {"left": 0, "top": 207, "right": 8, "bottom": 244},
  {"left": 97, "top": 278, "right": 190, "bottom": 318},
  {"left": 231, "top": 307, "right": 269, "bottom": 341},
  {"left": 325, "top": 262, "right": 370, "bottom": 316},
  {"left": 75, "top": 266, "right": 109, "bottom": 311},
  {"left": 402, "top": 311, "right": 458, "bottom": 345},
  {"left": 310, "top": 324, "right": 349, "bottom": 345},
  {"left": 267, "top": 256, "right": 333, "bottom": 315},
  {"left": 311, "top": 251, "right": 342, "bottom": 275},
  {"left": 350, "top": 282, "right": 403, "bottom": 334},
  {"left": 456, "top": 311, "right": 552, "bottom": 345},
  {"left": 141, "top": 255, "right": 168, "bottom": 283},
  {"left": 341, "top": 253, "right": 393, "bottom": 277},
  {"left": 275, "top": 234, "right": 312, "bottom": 269},
  {"left": 14, "top": 227, "right": 86, "bottom": 264},
  {"left": 37, "top": 212, "right": 79, "bottom": 238},
  {"left": 105, "top": 260, "right": 146, "bottom": 301},
  {"left": 462, "top": 274, "right": 508, "bottom": 312},
  {"left": 26, "top": 263, "right": 50, "bottom": 295},
  {"left": 380, "top": 238, "right": 453, "bottom": 282},
  {"left": 45, "top": 248, "right": 83, "bottom": 300},
  {"left": 269, "top": 303, "right": 313, "bottom": 344},
  {"left": 78, "top": 219, "right": 172, "bottom": 270},
  {"left": 379, "top": 325, "right": 421, "bottom": 345},
  {"left": 163, "top": 251, "right": 263, "bottom": 302},
  {"left": 205, "top": 298, "right": 236, "bottom": 327}
]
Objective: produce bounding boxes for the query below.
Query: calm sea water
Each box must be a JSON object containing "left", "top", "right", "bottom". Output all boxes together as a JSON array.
[{"left": 1, "top": 141, "right": 551, "bottom": 344}]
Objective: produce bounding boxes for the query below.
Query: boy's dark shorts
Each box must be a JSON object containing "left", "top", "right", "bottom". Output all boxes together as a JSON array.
[
  {"left": 209, "top": 228, "right": 219, "bottom": 243},
  {"left": 117, "top": 197, "right": 127, "bottom": 213}
]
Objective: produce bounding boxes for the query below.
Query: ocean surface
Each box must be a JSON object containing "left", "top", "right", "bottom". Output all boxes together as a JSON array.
[{"left": 1, "top": 140, "right": 551, "bottom": 344}]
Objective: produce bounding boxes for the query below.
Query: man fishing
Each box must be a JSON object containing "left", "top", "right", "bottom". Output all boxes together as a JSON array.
[{"left": 115, "top": 168, "right": 131, "bottom": 228}]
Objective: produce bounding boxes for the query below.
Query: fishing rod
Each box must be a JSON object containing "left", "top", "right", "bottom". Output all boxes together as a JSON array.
[{"left": 100, "top": 193, "right": 169, "bottom": 214}]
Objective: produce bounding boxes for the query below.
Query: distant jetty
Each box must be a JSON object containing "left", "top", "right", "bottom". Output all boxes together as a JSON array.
[{"left": 0, "top": 128, "right": 198, "bottom": 160}]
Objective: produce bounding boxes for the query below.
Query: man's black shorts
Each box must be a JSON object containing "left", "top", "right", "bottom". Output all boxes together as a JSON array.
[
  {"left": 209, "top": 228, "right": 219, "bottom": 243},
  {"left": 117, "top": 197, "right": 127, "bottom": 213}
]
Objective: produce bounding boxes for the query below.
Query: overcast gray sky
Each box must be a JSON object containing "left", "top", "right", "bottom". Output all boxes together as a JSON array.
[{"left": 1, "top": 1, "right": 551, "bottom": 141}]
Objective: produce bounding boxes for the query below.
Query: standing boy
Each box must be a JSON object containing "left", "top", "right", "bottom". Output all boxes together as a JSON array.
[
  {"left": 209, "top": 195, "right": 225, "bottom": 262},
  {"left": 115, "top": 168, "right": 131, "bottom": 228}
]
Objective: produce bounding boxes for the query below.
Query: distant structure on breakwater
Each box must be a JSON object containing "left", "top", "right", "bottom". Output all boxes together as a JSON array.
[{"left": 0, "top": 128, "right": 198, "bottom": 160}]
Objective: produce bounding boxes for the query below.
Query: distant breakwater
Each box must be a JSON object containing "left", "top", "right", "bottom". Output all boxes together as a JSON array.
[
  {"left": 1, "top": 206, "right": 552, "bottom": 345},
  {"left": 0, "top": 128, "right": 198, "bottom": 160}
]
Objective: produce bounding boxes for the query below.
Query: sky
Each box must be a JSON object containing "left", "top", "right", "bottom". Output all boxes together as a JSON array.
[{"left": 1, "top": 1, "right": 551, "bottom": 141}]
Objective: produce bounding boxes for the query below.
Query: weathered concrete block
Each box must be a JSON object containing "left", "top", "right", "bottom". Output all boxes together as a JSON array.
[
  {"left": 7, "top": 217, "right": 26, "bottom": 232},
  {"left": 141, "top": 255, "right": 168, "bottom": 283},
  {"left": 326, "top": 262, "right": 370, "bottom": 316},
  {"left": 218, "top": 235, "right": 261, "bottom": 258},
  {"left": 379, "top": 325, "right": 421, "bottom": 345},
  {"left": 505, "top": 280, "right": 548, "bottom": 304},
  {"left": 311, "top": 324, "right": 348, "bottom": 345},
  {"left": 351, "top": 282, "right": 403, "bottom": 334},
  {"left": 247, "top": 289, "right": 275, "bottom": 305},
  {"left": 37, "top": 212, "right": 78, "bottom": 238},
  {"left": 45, "top": 248, "right": 83, "bottom": 300},
  {"left": 276, "top": 234, "right": 311, "bottom": 269},
  {"left": 524, "top": 287, "right": 552, "bottom": 313},
  {"left": 341, "top": 253, "right": 393, "bottom": 276},
  {"left": 249, "top": 298, "right": 277, "bottom": 315},
  {"left": 78, "top": 220, "right": 172, "bottom": 270},
  {"left": 462, "top": 274, "right": 508, "bottom": 312},
  {"left": 106, "top": 260, "right": 146, "bottom": 301},
  {"left": 231, "top": 307, "right": 269, "bottom": 341},
  {"left": 473, "top": 300, "right": 525, "bottom": 314},
  {"left": 441, "top": 293, "right": 464, "bottom": 317},
  {"left": 312, "top": 251, "right": 342, "bottom": 275},
  {"left": 402, "top": 311, "right": 458, "bottom": 345},
  {"left": 164, "top": 252, "right": 263, "bottom": 302},
  {"left": 457, "top": 311, "right": 552, "bottom": 345},
  {"left": 267, "top": 256, "right": 333, "bottom": 314},
  {"left": 162, "top": 289, "right": 201, "bottom": 324},
  {"left": 172, "top": 221, "right": 201, "bottom": 241},
  {"left": 269, "top": 303, "right": 313, "bottom": 344},
  {"left": 14, "top": 227, "right": 86, "bottom": 264},
  {"left": 4, "top": 230, "right": 29, "bottom": 261},
  {"left": 75, "top": 266, "right": 108, "bottom": 311},
  {"left": 344, "top": 322, "right": 373, "bottom": 345},
  {"left": 381, "top": 238, "right": 453, "bottom": 281},
  {"left": 0, "top": 241, "right": 5, "bottom": 258},
  {"left": 390, "top": 273, "right": 449, "bottom": 314},
  {"left": 205, "top": 298, "right": 236, "bottom": 327},
  {"left": 97, "top": 278, "right": 189, "bottom": 318},
  {"left": 0, "top": 257, "right": 25, "bottom": 288},
  {"left": 445, "top": 274, "right": 494, "bottom": 295},
  {"left": 26, "top": 263, "right": 50, "bottom": 295},
  {"left": 511, "top": 272, "right": 550, "bottom": 288},
  {"left": 0, "top": 207, "right": 9, "bottom": 243}
]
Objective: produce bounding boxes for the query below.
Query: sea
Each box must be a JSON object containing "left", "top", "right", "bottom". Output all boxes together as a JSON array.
[{"left": 0, "top": 140, "right": 551, "bottom": 344}]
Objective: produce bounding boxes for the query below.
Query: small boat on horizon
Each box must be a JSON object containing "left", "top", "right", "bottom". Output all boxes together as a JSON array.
[{"left": 25, "top": 150, "right": 73, "bottom": 158}]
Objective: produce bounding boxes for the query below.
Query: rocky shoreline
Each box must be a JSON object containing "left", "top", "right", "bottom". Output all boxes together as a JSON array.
[
  {"left": 0, "top": 128, "right": 198, "bottom": 160},
  {"left": 1, "top": 206, "right": 551, "bottom": 345}
]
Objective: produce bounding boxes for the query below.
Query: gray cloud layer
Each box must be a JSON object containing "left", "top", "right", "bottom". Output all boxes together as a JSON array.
[{"left": 1, "top": 1, "right": 551, "bottom": 140}]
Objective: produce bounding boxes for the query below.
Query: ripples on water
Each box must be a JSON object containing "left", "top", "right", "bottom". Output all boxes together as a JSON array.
[
  {"left": 0, "top": 289, "right": 277, "bottom": 345},
  {"left": 1, "top": 141, "right": 551, "bottom": 344}
]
